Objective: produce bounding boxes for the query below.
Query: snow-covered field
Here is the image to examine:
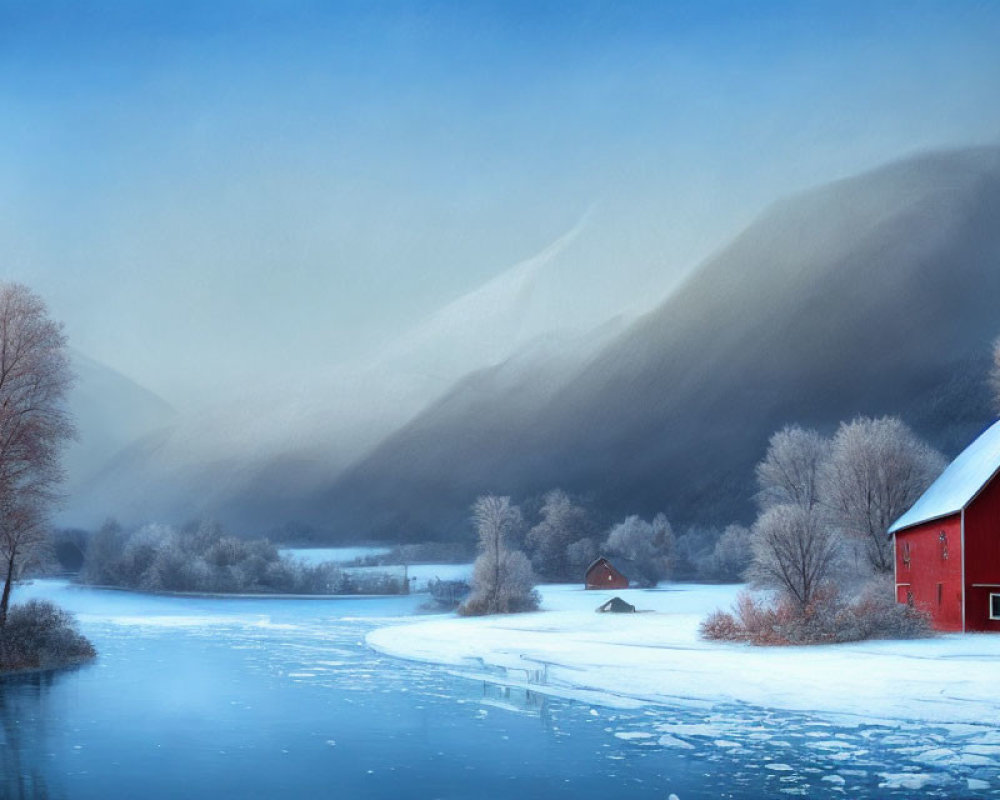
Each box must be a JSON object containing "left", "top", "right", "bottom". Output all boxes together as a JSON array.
[{"left": 367, "top": 583, "right": 1000, "bottom": 726}]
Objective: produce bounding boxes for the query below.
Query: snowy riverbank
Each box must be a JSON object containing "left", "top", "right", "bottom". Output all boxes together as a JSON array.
[{"left": 367, "top": 583, "right": 1000, "bottom": 725}]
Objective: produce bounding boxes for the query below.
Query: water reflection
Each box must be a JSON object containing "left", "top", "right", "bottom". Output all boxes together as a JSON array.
[
  {"left": 480, "top": 681, "right": 550, "bottom": 719},
  {"left": 1, "top": 671, "right": 65, "bottom": 800}
]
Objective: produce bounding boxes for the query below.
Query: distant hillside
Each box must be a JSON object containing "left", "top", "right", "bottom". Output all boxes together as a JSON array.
[
  {"left": 60, "top": 351, "right": 175, "bottom": 525},
  {"left": 318, "top": 146, "right": 1000, "bottom": 541},
  {"left": 59, "top": 217, "right": 631, "bottom": 532}
]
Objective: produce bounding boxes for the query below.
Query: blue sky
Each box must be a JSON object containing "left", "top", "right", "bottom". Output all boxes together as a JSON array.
[{"left": 1, "top": 1, "right": 999, "bottom": 405}]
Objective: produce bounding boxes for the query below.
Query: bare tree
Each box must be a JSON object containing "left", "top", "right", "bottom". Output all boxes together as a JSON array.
[
  {"left": 462, "top": 495, "right": 538, "bottom": 615},
  {"left": 820, "top": 416, "right": 945, "bottom": 575},
  {"left": 749, "top": 504, "right": 840, "bottom": 610},
  {"left": 756, "top": 425, "right": 830, "bottom": 512},
  {"left": 0, "top": 284, "right": 74, "bottom": 628},
  {"left": 0, "top": 495, "right": 47, "bottom": 625}
]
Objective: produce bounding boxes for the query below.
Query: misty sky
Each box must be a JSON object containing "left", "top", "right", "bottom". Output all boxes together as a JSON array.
[{"left": 2, "top": 1, "right": 999, "bottom": 409}]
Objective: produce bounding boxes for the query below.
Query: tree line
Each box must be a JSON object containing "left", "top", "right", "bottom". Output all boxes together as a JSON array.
[{"left": 79, "top": 519, "right": 408, "bottom": 595}]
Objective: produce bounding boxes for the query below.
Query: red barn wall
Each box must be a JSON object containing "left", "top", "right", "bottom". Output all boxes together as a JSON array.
[
  {"left": 585, "top": 562, "right": 628, "bottom": 590},
  {"left": 894, "top": 513, "right": 962, "bottom": 632},
  {"left": 963, "top": 472, "right": 1000, "bottom": 632}
]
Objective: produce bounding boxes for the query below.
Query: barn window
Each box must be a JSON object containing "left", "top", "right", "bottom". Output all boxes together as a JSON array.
[
  {"left": 937, "top": 583, "right": 943, "bottom": 606},
  {"left": 906, "top": 590, "right": 914, "bottom": 607},
  {"left": 939, "top": 531, "right": 949, "bottom": 560},
  {"left": 991, "top": 594, "right": 1000, "bottom": 621},
  {"left": 901, "top": 541, "right": 911, "bottom": 569}
]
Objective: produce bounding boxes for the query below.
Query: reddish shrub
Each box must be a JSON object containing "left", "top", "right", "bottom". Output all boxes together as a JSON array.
[
  {"left": 700, "top": 583, "right": 932, "bottom": 646},
  {"left": 699, "top": 609, "right": 745, "bottom": 641}
]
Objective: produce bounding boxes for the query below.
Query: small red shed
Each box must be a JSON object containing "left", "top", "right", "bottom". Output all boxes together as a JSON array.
[
  {"left": 889, "top": 419, "right": 1000, "bottom": 632},
  {"left": 585, "top": 556, "right": 629, "bottom": 590}
]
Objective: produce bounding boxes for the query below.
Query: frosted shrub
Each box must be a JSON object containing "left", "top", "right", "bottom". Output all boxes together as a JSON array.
[
  {"left": 0, "top": 600, "right": 96, "bottom": 671},
  {"left": 832, "top": 582, "right": 931, "bottom": 641},
  {"left": 460, "top": 549, "right": 540, "bottom": 616},
  {"left": 700, "top": 584, "right": 931, "bottom": 646}
]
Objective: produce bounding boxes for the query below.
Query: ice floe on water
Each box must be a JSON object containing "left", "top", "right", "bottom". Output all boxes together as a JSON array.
[
  {"left": 613, "top": 731, "right": 654, "bottom": 741},
  {"left": 879, "top": 772, "right": 935, "bottom": 790},
  {"left": 593, "top": 704, "right": 1000, "bottom": 797}
]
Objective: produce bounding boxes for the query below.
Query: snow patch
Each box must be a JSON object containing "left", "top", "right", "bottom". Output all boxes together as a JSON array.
[{"left": 365, "top": 582, "right": 1000, "bottom": 725}]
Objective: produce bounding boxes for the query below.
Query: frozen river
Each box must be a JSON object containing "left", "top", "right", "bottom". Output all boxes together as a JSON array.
[{"left": 1, "top": 580, "right": 997, "bottom": 799}]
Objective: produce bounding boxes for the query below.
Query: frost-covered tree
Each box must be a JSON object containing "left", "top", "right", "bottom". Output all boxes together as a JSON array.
[
  {"left": 603, "top": 513, "right": 673, "bottom": 587},
  {"left": 651, "top": 512, "right": 675, "bottom": 567},
  {"left": 526, "top": 489, "right": 594, "bottom": 581},
  {"left": 120, "top": 523, "right": 176, "bottom": 588},
  {"left": 671, "top": 525, "right": 715, "bottom": 580},
  {"left": 81, "top": 519, "right": 128, "bottom": 586},
  {"left": 756, "top": 425, "right": 830, "bottom": 512},
  {"left": 704, "top": 524, "right": 753, "bottom": 582},
  {"left": 749, "top": 504, "right": 840, "bottom": 611},
  {"left": 565, "top": 536, "right": 598, "bottom": 573},
  {"left": 461, "top": 495, "right": 538, "bottom": 615},
  {"left": 463, "top": 548, "right": 538, "bottom": 616},
  {"left": 0, "top": 284, "right": 74, "bottom": 628},
  {"left": 820, "top": 416, "right": 945, "bottom": 575}
]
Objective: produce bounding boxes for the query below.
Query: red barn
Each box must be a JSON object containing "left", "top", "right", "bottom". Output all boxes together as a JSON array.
[
  {"left": 889, "top": 420, "right": 1000, "bottom": 632},
  {"left": 584, "top": 557, "right": 629, "bottom": 590}
]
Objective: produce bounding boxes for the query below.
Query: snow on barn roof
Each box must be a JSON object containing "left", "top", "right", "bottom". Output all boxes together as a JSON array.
[{"left": 889, "top": 419, "right": 1000, "bottom": 534}]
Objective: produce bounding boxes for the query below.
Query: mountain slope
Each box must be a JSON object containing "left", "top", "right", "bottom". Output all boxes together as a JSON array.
[
  {"left": 60, "top": 351, "right": 176, "bottom": 524},
  {"left": 321, "top": 146, "right": 1000, "bottom": 540},
  {"left": 59, "top": 215, "right": 632, "bottom": 532}
]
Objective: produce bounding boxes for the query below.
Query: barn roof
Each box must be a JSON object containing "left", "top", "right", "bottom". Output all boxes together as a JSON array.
[
  {"left": 585, "top": 555, "right": 631, "bottom": 576},
  {"left": 585, "top": 556, "right": 616, "bottom": 574},
  {"left": 889, "top": 419, "right": 1000, "bottom": 534}
]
